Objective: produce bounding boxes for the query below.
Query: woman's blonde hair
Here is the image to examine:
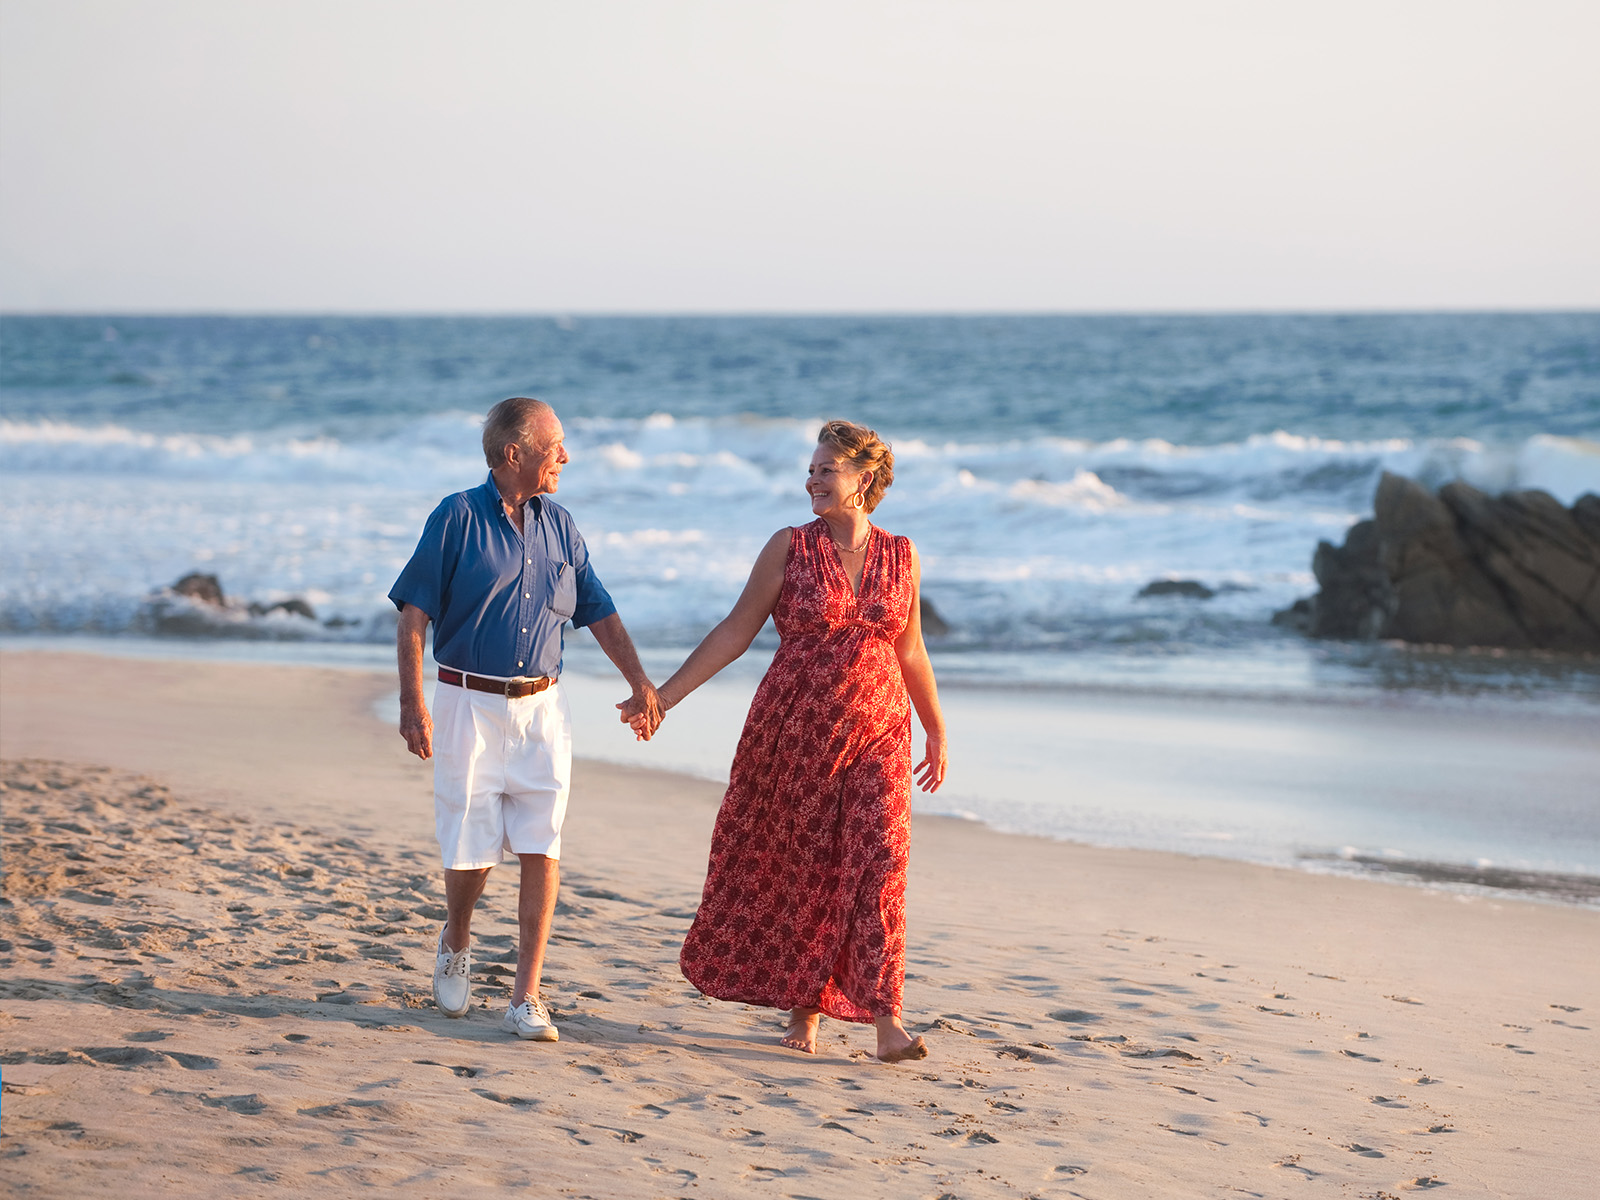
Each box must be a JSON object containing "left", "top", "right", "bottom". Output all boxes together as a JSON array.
[{"left": 817, "top": 420, "right": 894, "bottom": 513}]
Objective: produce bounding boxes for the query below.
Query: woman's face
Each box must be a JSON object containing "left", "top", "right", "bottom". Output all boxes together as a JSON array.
[{"left": 806, "top": 444, "right": 866, "bottom": 517}]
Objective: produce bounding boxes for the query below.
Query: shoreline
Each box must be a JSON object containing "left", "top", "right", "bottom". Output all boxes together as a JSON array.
[
  {"left": 7, "top": 630, "right": 1600, "bottom": 712},
  {"left": 4, "top": 641, "right": 1599, "bottom": 904}
]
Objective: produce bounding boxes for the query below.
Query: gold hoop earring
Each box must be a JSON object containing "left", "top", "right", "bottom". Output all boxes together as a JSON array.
[{"left": 852, "top": 493, "right": 865, "bottom": 509}]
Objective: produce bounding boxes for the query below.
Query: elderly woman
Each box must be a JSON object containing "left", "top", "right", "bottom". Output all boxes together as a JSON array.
[{"left": 632, "top": 420, "right": 947, "bottom": 1062}]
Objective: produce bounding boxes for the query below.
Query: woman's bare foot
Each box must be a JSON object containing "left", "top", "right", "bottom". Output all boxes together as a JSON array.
[
  {"left": 874, "top": 1014, "right": 928, "bottom": 1062},
  {"left": 782, "top": 1007, "right": 822, "bottom": 1053}
]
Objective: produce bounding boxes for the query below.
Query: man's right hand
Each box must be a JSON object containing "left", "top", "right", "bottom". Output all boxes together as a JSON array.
[
  {"left": 617, "top": 690, "right": 663, "bottom": 742},
  {"left": 400, "top": 698, "right": 434, "bottom": 759}
]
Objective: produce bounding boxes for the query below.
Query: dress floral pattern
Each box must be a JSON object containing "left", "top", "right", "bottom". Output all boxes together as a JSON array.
[{"left": 679, "top": 518, "right": 915, "bottom": 1023}]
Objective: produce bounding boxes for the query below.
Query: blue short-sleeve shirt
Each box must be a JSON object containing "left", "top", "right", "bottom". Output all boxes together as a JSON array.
[{"left": 388, "top": 475, "right": 616, "bottom": 678}]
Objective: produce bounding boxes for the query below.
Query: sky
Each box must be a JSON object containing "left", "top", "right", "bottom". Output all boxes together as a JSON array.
[{"left": 1, "top": 0, "right": 1596, "bottom": 313}]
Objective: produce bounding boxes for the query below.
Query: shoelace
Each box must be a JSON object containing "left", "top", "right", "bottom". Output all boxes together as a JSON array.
[
  {"left": 439, "top": 947, "right": 469, "bottom": 978},
  {"left": 513, "top": 998, "right": 550, "bottom": 1022}
]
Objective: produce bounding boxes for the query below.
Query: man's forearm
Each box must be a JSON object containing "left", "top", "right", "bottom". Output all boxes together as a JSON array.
[
  {"left": 395, "top": 604, "right": 435, "bottom": 759},
  {"left": 587, "top": 612, "right": 650, "bottom": 689},
  {"left": 397, "top": 606, "right": 430, "bottom": 702}
]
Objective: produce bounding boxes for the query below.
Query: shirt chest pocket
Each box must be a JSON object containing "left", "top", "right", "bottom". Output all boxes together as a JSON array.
[{"left": 548, "top": 561, "right": 577, "bottom": 620}]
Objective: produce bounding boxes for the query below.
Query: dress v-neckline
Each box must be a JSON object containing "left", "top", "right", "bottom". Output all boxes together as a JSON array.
[{"left": 822, "top": 520, "right": 873, "bottom": 600}]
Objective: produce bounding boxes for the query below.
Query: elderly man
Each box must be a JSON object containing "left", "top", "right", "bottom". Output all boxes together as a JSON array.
[{"left": 390, "top": 397, "right": 661, "bottom": 1041}]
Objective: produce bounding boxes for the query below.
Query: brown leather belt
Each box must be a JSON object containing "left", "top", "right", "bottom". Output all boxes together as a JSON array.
[{"left": 438, "top": 668, "right": 556, "bottom": 699}]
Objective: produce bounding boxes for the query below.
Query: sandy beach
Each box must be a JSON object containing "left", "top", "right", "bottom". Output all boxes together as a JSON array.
[{"left": 2, "top": 649, "right": 1596, "bottom": 1198}]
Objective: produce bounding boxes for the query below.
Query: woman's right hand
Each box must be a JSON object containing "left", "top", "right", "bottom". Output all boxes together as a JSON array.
[{"left": 914, "top": 729, "right": 947, "bottom": 792}]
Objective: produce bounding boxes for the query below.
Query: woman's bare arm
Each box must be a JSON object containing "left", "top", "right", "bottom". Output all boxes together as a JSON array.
[
  {"left": 894, "top": 540, "right": 948, "bottom": 792},
  {"left": 653, "top": 528, "right": 792, "bottom": 714}
]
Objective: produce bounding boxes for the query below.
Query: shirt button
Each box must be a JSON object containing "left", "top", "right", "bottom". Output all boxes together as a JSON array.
[
  {"left": 517, "top": 661, "right": 524, "bottom": 667},
  {"left": 524, "top": 592, "right": 530, "bottom": 598},
  {"left": 521, "top": 627, "right": 527, "bottom": 633},
  {"left": 526, "top": 559, "right": 532, "bottom": 564}
]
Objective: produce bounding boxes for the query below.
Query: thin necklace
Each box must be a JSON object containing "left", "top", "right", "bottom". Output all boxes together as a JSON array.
[{"left": 830, "top": 525, "right": 872, "bottom": 554}]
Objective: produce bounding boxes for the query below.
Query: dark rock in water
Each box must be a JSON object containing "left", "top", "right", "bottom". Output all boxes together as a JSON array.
[
  {"left": 143, "top": 574, "right": 318, "bottom": 638},
  {"left": 1137, "top": 579, "right": 1215, "bottom": 600},
  {"left": 248, "top": 598, "right": 317, "bottom": 621},
  {"left": 1270, "top": 597, "right": 1313, "bottom": 633},
  {"left": 1309, "top": 518, "right": 1394, "bottom": 639},
  {"left": 172, "top": 572, "right": 226, "bottom": 606},
  {"left": 1574, "top": 493, "right": 1600, "bottom": 546},
  {"left": 1276, "top": 472, "right": 1600, "bottom": 652},
  {"left": 920, "top": 597, "right": 950, "bottom": 638}
]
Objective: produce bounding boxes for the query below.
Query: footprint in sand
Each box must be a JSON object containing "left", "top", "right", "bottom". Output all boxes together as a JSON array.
[
  {"left": 159, "top": 1089, "right": 267, "bottom": 1115},
  {"left": 1046, "top": 1009, "right": 1101, "bottom": 1024},
  {"left": 413, "top": 1060, "right": 482, "bottom": 1078},
  {"left": 471, "top": 1089, "right": 539, "bottom": 1109},
  {"left": 995, "top": 1045, "right": 1056, "bottom": 1063},
  {"left": 47, "top": 1046, "right": 221, "bottom": 1070}
]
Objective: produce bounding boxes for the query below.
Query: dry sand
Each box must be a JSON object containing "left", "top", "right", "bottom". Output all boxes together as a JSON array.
[{"left": 1, "top": 649, "right": 1596, "bottom": 1198}]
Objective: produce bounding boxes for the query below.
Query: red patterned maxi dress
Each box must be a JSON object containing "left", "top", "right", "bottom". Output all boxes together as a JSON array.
[{"left": 679, "top": 518, "right": 916, "bottom": 1023}]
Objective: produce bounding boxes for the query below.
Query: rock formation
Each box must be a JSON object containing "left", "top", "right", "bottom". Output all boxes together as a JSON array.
[
  {"left": 1274, "top": 473, "right": 1600, "bottom": 652},
  {"left": 171, "top": 572, "right": 226, "bottom": 606},
  {"left": 1138, "top": 579, "right": 1216, "bottom": 600},
  {"left": 919, "top": 597, "right": 950, "bottom": 638},
  {"left": 141, "top": 574, "right": 321, "bottom": 637}
]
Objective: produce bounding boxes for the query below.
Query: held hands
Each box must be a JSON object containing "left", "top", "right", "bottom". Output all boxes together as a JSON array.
[
  {"left": 915, "top": 730, "right": 947, "bottom": 792},
  {"left": 616, "top": 680, "right": 665, "bottom": 741}
]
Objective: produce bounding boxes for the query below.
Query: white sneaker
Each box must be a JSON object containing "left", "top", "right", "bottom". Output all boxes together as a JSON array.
[
  {"left": 502, "top": 995, "right": 559, "bottom": 1042},
  {"left": 432, "top": 929, "right": 471, "bottom": 1017}
]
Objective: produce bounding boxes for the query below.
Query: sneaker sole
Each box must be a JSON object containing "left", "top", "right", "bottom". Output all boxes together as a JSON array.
[{"left": 509, "top": 1025, "right": 559, "bottom": 1042}]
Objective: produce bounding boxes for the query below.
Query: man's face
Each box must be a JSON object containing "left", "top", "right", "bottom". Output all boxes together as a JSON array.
[{"left": 521, "top": 416, "right": 569, "bottom": 495}]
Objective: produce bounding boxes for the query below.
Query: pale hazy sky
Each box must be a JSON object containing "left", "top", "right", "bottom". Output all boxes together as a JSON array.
[{"left": 1, "top": 0, "right": 1596, "bottom": 312}]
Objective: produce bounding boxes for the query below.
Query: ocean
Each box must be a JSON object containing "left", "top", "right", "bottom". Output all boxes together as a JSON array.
[{"left": 4, "top": 313, "right": 1598, "bottom": 889}]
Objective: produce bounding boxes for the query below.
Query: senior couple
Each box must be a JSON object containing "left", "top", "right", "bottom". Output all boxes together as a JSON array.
[{"left": 391, "top": 397, "right": 947, "bottom": 1062}]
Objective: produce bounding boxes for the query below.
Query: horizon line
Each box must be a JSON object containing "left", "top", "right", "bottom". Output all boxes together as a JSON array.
[{"left": 4, "top": 305, "right": 1598, "bottom": 320}]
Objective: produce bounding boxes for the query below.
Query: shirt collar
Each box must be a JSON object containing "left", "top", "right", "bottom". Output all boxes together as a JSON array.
[{"left": 480, "top": 472, "right": 543, "bottom": 521}]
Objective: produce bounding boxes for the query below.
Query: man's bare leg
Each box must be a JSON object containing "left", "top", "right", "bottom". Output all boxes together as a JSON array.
[
  {"left": 782, "top": 1006, "right": 822, "bottom": 1053},
  {"left": 510, "top": 854, "right": 559, "bottom": 1003},
  {"left": 874, "top": 1013, "right": 927, "bottom": 1062},
  {"left": 443, "top": 867, "right": 491, "bottom": 952}
]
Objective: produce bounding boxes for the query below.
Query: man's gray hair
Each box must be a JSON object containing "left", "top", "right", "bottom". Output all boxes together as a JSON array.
[{"left": 482, "top": 397, "right": 555, "bottom": 467}]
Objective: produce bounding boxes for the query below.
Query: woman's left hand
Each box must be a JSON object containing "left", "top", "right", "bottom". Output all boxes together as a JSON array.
[{"left": 914, "top": 731, "right": 947, "bottom": 792}]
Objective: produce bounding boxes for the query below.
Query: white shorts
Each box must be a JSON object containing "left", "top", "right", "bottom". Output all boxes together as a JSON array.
[{"left": 430, "top": 678, "right": 572, "bottom": 870}]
